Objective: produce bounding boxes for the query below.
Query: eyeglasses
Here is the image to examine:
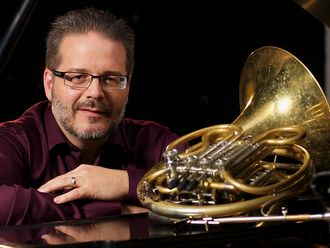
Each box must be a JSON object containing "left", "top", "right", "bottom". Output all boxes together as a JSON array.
[{"left": 52, "top": 70, "right": 129, "bottom": 90}]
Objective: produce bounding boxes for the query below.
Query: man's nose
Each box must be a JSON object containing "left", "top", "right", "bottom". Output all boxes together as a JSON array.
[{"left": 84, "top": 77, "right": 105, "bottom": 97}]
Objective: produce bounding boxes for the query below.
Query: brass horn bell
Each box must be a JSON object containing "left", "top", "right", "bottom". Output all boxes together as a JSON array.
[{"left": 137, "top": 46, "right": 330, "bottom": 220}]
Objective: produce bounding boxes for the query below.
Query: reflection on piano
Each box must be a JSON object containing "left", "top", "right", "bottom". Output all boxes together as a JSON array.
[{"left": 0, "top": 196, "right": 330, "bottom": 248}]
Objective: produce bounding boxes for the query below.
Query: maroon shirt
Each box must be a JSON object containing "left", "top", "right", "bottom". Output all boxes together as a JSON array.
[{"left": 0, "top": 101, "right": 180, "bottom": 226}]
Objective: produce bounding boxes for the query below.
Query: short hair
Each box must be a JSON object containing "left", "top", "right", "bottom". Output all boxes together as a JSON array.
[{"left": 45, "top": 7, "right": 135, "bottom": 74}]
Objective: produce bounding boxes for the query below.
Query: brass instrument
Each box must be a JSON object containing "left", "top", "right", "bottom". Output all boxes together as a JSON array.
[{"left": 137, "top": 46, "right": 330, "bottom": 220}]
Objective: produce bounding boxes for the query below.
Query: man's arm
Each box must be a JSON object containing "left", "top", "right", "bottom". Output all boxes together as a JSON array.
[
  {"left": 0, "top": 184, "right": 80, "bottom": 226},
  {"left": 37, "top": 164, "right": 150, "bottom": 214},
  {"left": 0, "top": 135, "right": 123, "bottom": 226}
]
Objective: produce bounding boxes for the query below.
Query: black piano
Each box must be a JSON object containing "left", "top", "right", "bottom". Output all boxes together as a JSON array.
[{"left": 0, "top": 205, "right": 329, "bottom": 248}]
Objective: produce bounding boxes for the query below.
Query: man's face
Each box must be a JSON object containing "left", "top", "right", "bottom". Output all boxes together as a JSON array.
[{"left": 44, "top": 32, "right": 130, "bottom": 144}]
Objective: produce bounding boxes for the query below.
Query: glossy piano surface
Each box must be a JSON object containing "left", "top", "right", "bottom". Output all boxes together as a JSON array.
[{"left": 0, "top": 204, "right": 329, "bottom": 248}]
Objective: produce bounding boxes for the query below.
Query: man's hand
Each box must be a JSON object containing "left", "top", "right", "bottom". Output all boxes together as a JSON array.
[{"left": 38, "top": 164, "right": 129, "bottom": 204}]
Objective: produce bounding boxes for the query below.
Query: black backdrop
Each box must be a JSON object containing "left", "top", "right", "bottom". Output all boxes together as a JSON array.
[{"left": 0, "top": 0, "right": 325, "bottom": 136}]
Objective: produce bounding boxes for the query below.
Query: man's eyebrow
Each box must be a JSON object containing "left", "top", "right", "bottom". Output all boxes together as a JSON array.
[
  {"left": 101, "top": 71, "right": 126, "bottom": 75},
  {"left": 64, "top": 68, "right": 88, "bottom": 73},
  {"left": 65, "top": 69, "right": 125, "bottom": 75}
]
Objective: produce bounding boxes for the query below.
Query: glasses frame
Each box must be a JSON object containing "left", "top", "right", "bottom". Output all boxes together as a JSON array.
[{"left": 52, "top": 70, "right": 130, "bottom": 90}]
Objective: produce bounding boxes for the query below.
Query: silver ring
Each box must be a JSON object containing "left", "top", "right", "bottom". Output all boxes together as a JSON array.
[{"left": 71, "top": 176, "right": 77, "bottom": 188}]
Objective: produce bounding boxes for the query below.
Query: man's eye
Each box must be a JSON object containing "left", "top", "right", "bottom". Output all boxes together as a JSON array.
[
  {"left": 104, "top": 76, "right": 120, "bottom": 85},
  {"left": 66, "top": 74, "right": 89, "bottom": 83}
]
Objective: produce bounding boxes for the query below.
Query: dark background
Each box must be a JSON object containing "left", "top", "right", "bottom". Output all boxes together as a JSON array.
[{"left": 0, "top": 0, "right": 325, "bottom": 136}]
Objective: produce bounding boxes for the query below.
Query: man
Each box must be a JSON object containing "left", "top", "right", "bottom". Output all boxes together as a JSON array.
[{"left": 0, "top": 7, "right": 181, "bottom": 226}]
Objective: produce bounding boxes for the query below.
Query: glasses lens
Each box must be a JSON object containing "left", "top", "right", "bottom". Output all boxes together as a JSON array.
[
  {"left": 64, "top": 72, "right": 91, "bottom": 87},
  {"left": 102, "top": 75, "right": 127, "bottom": 90}
]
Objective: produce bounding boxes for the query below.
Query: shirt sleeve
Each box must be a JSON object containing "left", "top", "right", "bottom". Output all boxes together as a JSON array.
[
  {"left": 0, "top": 184, "right": 123, "bottom": 226},
  {"left": 126, "top": 165, "right": 149, "bottom": 204},
  {"left": 0, "top": 131, "right": 82, "bottom": 226},
  {"left": 0, "top": 129, "right": 124, "bottom": 226},
  {"left": 0, "top": 184, "right": 82, "bottom": 226}
]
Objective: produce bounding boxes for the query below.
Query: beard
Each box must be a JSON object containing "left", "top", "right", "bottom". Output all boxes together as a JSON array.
[{"left": 51, "top": 91, "right": 126, "bottom": 140}]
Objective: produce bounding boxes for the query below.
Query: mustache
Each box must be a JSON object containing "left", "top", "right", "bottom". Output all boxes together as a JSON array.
[{"left": 73, "top": 100, "right": 111, "bottom": 116}]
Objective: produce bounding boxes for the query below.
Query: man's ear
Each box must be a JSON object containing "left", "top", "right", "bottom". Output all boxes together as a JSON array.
[{"left": 43, "top": 68, "right": 53, "bottom": 100}]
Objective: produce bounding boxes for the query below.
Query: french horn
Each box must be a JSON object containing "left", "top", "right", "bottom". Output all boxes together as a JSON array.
[{"left": 137, "top": 46, "right": 330, "bottom": 220}]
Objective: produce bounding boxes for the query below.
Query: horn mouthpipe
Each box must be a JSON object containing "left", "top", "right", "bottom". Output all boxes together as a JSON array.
[{"left": 187, "top": 213, "right": 330, "bottom": 225}]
